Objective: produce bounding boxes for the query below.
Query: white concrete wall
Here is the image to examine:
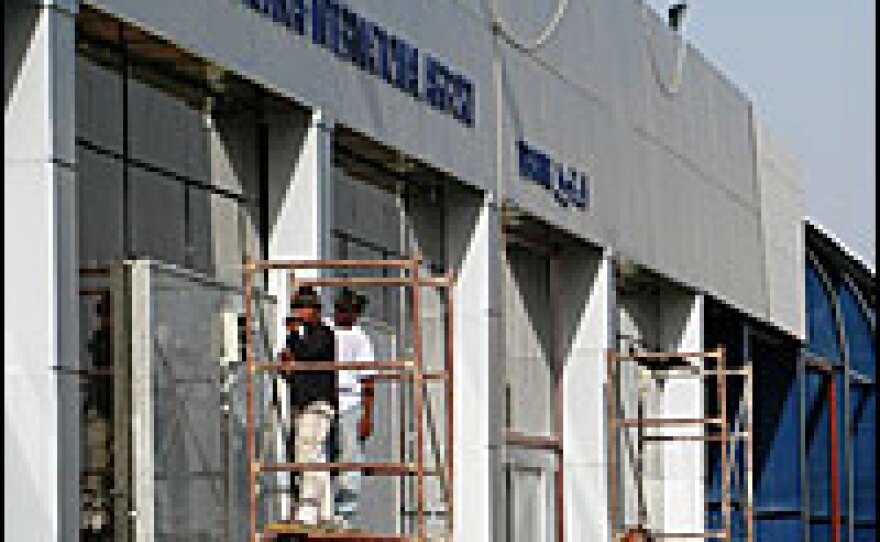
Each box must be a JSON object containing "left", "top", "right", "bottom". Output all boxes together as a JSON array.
[
  {"left": 660, "top": 293, "right": 706, "bottom": 535},
  {"left": 266, "top": 106, "right": 331, "bottom": 333},
  {"left": 754, "top": 117, "right": 807, "bottom": 339},
  {"left": 502, "top": 244, "right": 557, "bottom": 541},
  {"left": 86, "top": 0, "right": 805, "bottom": 336},
  {"left": 616, "top": 283, "right": 705, "bottom": 536},
  {"left": 5, "top": 1, "right": 79, "bottom": 539},
  {"left": 446, "top": 191, "right": 502, "bottom": 541},
  {"left": 561, "top": 250, "right": 614, "bottom": 541}
]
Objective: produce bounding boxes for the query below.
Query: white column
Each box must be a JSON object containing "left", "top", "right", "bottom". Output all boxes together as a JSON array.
[
  {"left": 265, "top": 108, "right": 334, "bottom": 520},
  {"left": 129, "top": 262, "right": 154, "bottom": 541},
  {"left": 267, "top": 107, "right": 333, "bottom": 330},
  {"left": 267, "top": 109, "right": 333, "bottom": 270},
  {"left": 4, "top": 1, "right": 79, "bottom": 539},
  {"left": 446, "top": 191, "right": 502, "bottom": 541},
  {"left": 662, "top": 293, "right": 706, "bottom": 534},
  {"left": 561, "top": 249, "right": 615, "bottom": 541}
]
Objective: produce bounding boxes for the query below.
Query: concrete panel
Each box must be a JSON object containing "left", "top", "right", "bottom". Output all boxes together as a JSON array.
[
  {"left": 504, "top": 246, "right": 554, "bottom": 436},
  {"left": 565, "top": 464, "right": 612, "bottom": 540},
  {"left": 5, "top": 161, "right": 63, "bottom": 540},
  {"left": 208, "top": 112, "right": 256, "bottom": 198},
  {"left": 5, "top": 161, "right": 80, "bottom": 539},
  {"left": 661, "top": 294, "right": 705, "bottom": 534},
  {"left": 268, "top": 110, "right": 328, "bottom": 263},
  {"left": 129, "top": 262, "right": 154, "bottom": 541},
  {"left": 49, "top": 3, "right": 77, "bottom": 165},
  {"left": 561, "top": 250, "right": 613, "bottom": 541},
  {"left": 445, "top": 191, "right": 501, "bottom": 541},
  {"left": 5, "top": 2, "right": 51, "bottom": 163},
  {"left": 616, "top": 283, "right": 706, "bottom": 536},
  {"left": 755, "top": 119, "right": 807, "bottom": 338},
  {"left": 5, "top": 2, "right": 79, "bottom": 539}
]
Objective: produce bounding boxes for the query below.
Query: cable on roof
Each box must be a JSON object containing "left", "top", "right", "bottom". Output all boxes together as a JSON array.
[{"left": 490, "top": 0, "right": 571, "bottom": 52}]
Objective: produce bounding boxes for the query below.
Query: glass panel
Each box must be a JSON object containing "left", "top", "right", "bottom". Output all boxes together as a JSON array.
[
  {"left": 805, "top": 372, "right": 830, "bottom": 518},
  {"left": 753, "top": 354, "right": 801, "bottom": 510},
  {"left": 838, "top": 284, "right": 875, "bottom": 378},
  {"left": 77, "top": 147, "right": 124, "bottom": 268},
  {"left": 850, "top": 386, "right": 876, "bottom": 524},
  {"left": 805, "top": 261, "right": 842, "bottom": 364},
  {"left": 149, "top": 265, "right": 266, "bottom": 540}
]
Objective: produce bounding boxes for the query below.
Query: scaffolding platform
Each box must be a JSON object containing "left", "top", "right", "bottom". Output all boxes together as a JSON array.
[
  {"left": 245, "top": 258, "right": 455, "bottom": 542},
  {"left": 264, "top": 521, "right": 415, "bottom": 541}
]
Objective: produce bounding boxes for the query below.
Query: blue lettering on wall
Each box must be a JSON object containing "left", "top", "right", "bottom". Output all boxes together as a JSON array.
[
  {"left": 241, "top": 0, "right": 475, "bottom": 127},
  {"left": 517, "top": 140, "right": 590, "bottom": 210}
]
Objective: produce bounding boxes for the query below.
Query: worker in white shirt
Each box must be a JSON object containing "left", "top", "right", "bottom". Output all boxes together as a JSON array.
[{"left": 327, "top": 287, "right": 377, "bottom": 526}]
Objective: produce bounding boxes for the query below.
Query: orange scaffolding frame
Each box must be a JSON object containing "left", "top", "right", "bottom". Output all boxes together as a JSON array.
[
  {"left": 606, "top": 347, "right": 754, "bottom": 542},
  {"left": 244, "top": 259, "right": 455, "bottom": 542}
]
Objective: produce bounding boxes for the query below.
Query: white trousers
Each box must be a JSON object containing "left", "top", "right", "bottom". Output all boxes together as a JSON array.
[{"left": 292, "top": 401, "right": 336, "bottom": 524}]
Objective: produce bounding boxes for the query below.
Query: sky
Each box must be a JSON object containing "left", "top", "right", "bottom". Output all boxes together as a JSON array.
[{"left": 647, "top": 0, "right": 876, "bottom": 267}]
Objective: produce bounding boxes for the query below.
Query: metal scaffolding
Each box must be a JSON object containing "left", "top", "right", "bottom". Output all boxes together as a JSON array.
[
  {"left": 243, "top": 259, "right": 455, "bottom": 542},
  {"left": 606, "top": 348, "right": 754, "bottom": 541}
]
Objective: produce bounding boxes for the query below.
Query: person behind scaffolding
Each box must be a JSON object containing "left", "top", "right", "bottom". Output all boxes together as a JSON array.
[
  {"left": 280, "top": 285, "right": 337, "bottom": 526},
  {"left": 82, "top": 293, "right": 114, "bottom": 538},
  {"left": 325, "top": 287, "right": 377, "bottom": 526}
]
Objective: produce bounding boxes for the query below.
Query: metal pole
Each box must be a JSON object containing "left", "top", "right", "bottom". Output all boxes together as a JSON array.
[
  {"left": 743, "top": 325, "right": 754, "bottom": 542},
  {"left": 828, "top": 373, "right": 841, "bottom": 542},
  {"left": 800, "top": 352, "right": 811, "bottom": 542},
  {"left": 245, "top": 263, "right": 257, "bottom": 542},
  {"left": 410, "top": 259, "right": 426, "bottom": 540},
  {"left": 746, "top": 364, "right": 755, "bottom": 542},
  {"left": 719, "top": 347, "right": 730, "bottom": 541},
  {"left": 445, "top": 281, "right": 455, "bottom": 537},
  {"left": 551, "top": 256, "right": 565, "bottom": 542},
  {"left": 606, "top": 350, "right": 618, "bottom": 541}
]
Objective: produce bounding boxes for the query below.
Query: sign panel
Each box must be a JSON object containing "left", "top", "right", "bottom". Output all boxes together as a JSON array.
[
  {"left": 242, "top": 0, "right": 476, "bottom": 127},
  {"left": 517, "top": 140, "right": 590, "bottom": 210}
]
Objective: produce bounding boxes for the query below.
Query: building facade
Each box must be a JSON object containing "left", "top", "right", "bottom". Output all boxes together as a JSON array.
[{"left": 4, "top": 0, "right": 874, "bottom": 540}]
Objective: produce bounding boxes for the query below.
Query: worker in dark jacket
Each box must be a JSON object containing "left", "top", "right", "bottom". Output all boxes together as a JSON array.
[
  {"left": 281, "top": 285, "right": 337, "bottom": 525},
  {"left": 282, "top": 286, "right": 337, "bottom": 412}
]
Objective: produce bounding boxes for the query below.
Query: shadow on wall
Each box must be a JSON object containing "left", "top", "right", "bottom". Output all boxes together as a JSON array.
[
  {"left": 4, "top": 0, "right": 38, "bottom": 115},
  {"left": 264, "top": 104, "right": 310, "bottom": 237}
]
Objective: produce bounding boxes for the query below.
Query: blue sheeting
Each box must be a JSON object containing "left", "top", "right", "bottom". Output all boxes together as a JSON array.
[
  {"left": 755, "top": 518, "right": 804, "bottom": 541},
  {"left": 810, "top": 521, "right": 833, "bottom": 542},
  {"left": 755, "top": 357, "right": 801, "bottom": 512},
  {"left": 805, "top": 371, "right": 831, "bottom": 518},
  {"left": 714, "top": 259, "right": 875, "bottom": 541},
  {"left": 851, "top": 388, "right": 876, "bottom": 524}
]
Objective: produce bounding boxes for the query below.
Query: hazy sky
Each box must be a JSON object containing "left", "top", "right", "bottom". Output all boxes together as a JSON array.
[{"left": 647, "top": 0, "right": 876, "bottom": 266}]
